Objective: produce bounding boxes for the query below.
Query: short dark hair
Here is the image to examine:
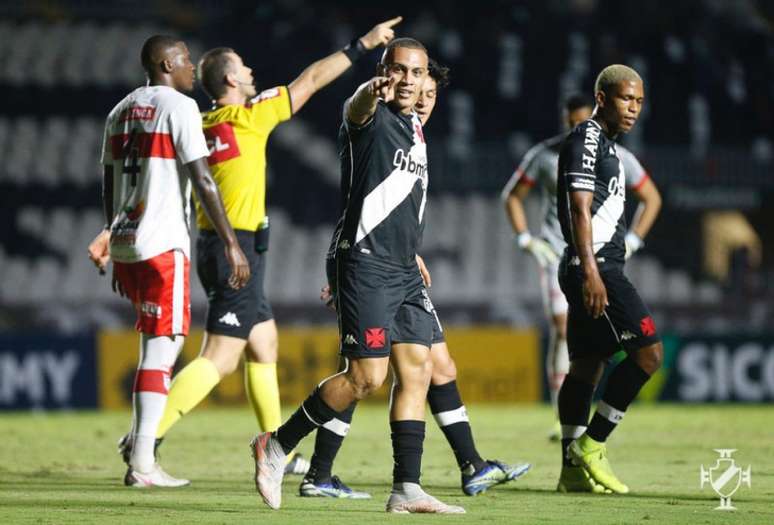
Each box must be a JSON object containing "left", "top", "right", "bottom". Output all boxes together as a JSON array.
[
  {"left": 381, "top": 37, "right": 427, "bottom": 64},
  {"left": 198, "top": 47, "right": 237, "bottom": 100},
  {"left": 564, "top": 93, "right": 593, "bottom": 112},
  {"left": 428, "top": 59, "right": 450, "bottom": 88},
  {"left": 140, "top": 35, "right": 180, "bottom": 74}
]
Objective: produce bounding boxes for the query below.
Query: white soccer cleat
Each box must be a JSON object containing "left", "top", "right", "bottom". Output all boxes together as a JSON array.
[
  {"left": 386, "top": 483, "right": 466, "bottom": 514},
  {"left": 124, "top": 464, "right": 190, "bottom": 488},
  {"left": 250, "top": 432, "right": 287, "bottom": 510},
  {"left": 284, "top": 452, "right": 311, "bottom": 476}
]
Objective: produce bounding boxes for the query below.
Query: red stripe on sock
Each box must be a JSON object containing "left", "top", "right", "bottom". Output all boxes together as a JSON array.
[{"left": 133, "top": 369, "right": 169, "bottom": 394}]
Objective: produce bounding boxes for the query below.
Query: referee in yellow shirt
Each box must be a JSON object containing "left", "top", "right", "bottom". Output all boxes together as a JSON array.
[{"left": 151, "top": 18, "right": 403, "bottom": 474}]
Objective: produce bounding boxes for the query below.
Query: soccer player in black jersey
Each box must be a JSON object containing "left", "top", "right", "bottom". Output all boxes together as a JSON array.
[
  {"left": 555, "top": 65, "right": 663, "bottom": 494},
  {"left": 300, "top": 61, "right": 531, "bottom": 501},
  {"left": 251, "top": 38, "right": 464, "bottom": 514}
]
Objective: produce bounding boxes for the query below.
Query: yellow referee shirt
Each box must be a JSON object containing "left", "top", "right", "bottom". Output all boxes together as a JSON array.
[{"left": 196, "top": 86, "right": 292, "bottom": 232}]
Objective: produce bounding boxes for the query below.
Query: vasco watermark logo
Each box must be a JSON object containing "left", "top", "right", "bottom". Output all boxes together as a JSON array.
[{"left": 699, "top": 449, "right": 751, "bottom": 510}]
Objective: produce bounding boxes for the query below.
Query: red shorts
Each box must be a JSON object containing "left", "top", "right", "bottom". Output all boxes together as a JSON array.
[{"left": 113, "top": 250, "right": 190, "bottom": 336}]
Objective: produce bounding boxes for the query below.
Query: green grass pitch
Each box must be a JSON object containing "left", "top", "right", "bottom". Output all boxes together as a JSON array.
[{"left": 1, "top": 404, "right": 772, "bottom": 524}]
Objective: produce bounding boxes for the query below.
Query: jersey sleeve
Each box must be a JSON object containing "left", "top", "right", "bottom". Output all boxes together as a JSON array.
[
  {"left": 562, "top": 131, "right": 596, "bottom": 192},
  {"left": 170, "top": 98, "right": 210, "bottom": 164},
  {"left": 619, "top": 146, "right": 649, "bottom": 190},
  {"left": 247, "top": 86, "right": 293, "bottom": 132},
  {"left": 342, "top": 97, "right": 386, "bottom": 134},
  {"left": 501, "top": 143, "right": 542, "bottom": 198}
]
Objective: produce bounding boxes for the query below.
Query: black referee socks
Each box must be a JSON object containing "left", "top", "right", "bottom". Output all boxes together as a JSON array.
[
  {"left": 275, "top": 388, "right": 340, "bottom": 455},
  {"left": 391, "top": 420, "right": 425, "bottom": 484},
  {"left": 558, "top": 374, "right": 595, "bottom": 466},
  {"left": 427, "top": 380, "right": 486, "bottom": 473},
  {"left": 308, "top": 402, "right": 357, "bottom": 483},
  {"left": 586, "top": 357, "right": 651, "bottom": 443}
]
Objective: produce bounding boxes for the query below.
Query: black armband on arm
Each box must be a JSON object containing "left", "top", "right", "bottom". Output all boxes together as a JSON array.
[{"left": 342, "top": 38, "right": 367, "bottom": 63}]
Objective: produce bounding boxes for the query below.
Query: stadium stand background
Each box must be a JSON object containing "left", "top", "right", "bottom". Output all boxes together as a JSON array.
[{"left": 0, "top": 0, "right": 773, "bottom": 407}]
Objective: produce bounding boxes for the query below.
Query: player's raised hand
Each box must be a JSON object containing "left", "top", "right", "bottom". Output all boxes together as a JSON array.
[
  {"left": 368, "top": 76, "right": 395, "bottom": 102},
  {"left": 360, "top": 16, "right": 403, "bottom": 50},
  {"left": 582, "top": 271, "right": 608, "bottom": 318},
  {"left": 88, "top": 229, "right": 111, "bottom": 275},
  {"left": 224, "top": 241, "right": 250, "bottom": 290}
]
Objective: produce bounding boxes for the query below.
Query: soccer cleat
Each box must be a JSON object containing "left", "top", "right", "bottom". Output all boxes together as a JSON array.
[
  {"left": 124, "top": 464, "right": 190, "bottom": 488},
  {"left": 386, "top": 483, "right": 465, "bottom": 514},
  {"left": 568, "top": 435, "right": 629, "bottom": 494},
  {"left": 299, "top": 475, "right": 372, "bottom": 499},
  {"left": 556, "top": 465, "right": 609, "bottom": 493},
  {"left": 461, "top": 460, "right": 531, "bottom": 496},
  {"left": 548, "top": 421, "right": 561, "bottom": 442},
  {"left": 284, "top": 452, "right": 311, "bottom": 476},
  {"left": 117, "top": 433, "right": 164, "bottom": 466},
  {"left": 250, "top": 432, "right": 287, "bottom": 510}
]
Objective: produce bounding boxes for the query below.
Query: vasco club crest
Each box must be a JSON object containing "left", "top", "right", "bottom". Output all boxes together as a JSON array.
[{"left": 700, "top": 449, "right": 751, "bottom": 510}]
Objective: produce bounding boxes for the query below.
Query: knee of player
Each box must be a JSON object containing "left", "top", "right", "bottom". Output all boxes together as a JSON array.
[
  {"left": 218, "top": 354, "right": 241, "bottom": 376},
  {"left": 637, "top": 342, "right": 664, "bottom": 375},
  {"left": 430, "top": 357, "right": 457, "bottom": 385},
  {"left": 347, "top": 369, "right": 386, "bottom": 399}
]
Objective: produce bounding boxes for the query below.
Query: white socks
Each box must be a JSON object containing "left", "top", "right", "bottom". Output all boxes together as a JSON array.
[{"left": 130, "top": 334, "right": 183, "bottom": 472}]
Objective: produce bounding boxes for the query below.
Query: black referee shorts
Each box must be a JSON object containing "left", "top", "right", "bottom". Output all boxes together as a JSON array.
[
  {"left": 559, "top": 259, "right": 660, "bottom": 360},
  {"left": 196, "top": 229, "right": 272, "bottom": 339},
  {"left": 327, "top": 255, "right": 435, "bottom": 359}
]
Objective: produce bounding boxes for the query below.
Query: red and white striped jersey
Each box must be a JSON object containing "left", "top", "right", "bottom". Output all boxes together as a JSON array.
[{"left": 101, "top": 85, "right": 209, "bottom": 263}]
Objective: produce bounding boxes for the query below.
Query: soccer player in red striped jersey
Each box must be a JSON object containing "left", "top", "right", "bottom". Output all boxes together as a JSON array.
[{"left": 88, "top": 35, "right": 249, "bottom": 487}]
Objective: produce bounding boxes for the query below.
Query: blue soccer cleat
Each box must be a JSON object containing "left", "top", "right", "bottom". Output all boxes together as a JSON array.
[
  {"left": 299, "top": 474, "right": 372, "bottom": 499},
  {"left": 461, "top": 460, "right": 531, "bottom": 496}
]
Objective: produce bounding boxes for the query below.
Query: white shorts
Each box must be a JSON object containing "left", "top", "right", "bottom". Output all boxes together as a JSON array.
[{"left": 539, "top": 259, "right": 568, "bottom": 317}]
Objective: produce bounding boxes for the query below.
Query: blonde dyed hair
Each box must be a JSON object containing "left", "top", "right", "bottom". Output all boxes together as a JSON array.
[{"left": 594, "top": 64, "right": 642, "bottom": 95}]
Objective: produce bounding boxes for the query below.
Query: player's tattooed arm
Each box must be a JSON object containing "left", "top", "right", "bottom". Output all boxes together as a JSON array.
[
  {"left": 346, "top": 77, "right": 394, "bottom": 125},
  {"left": 187, "top": 157, "right": 250, "bottom": 290},
  {"left": 288, "top": 17, "right": 402, "bottom": 114},
  {"left": 87, "top": 166, "right": 113, "bottom": 274},
  {"left": 101, "top": 165, "right": 114, "bottom": 227},
  {"left": 569, "top": 190, "right": 608, "bottom": 318}
]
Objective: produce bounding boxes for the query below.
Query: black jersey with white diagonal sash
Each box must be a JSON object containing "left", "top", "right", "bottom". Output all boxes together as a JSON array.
[
  {"left": 557, "top": 119, "right": 627, "bottom": 264},
  {"left": 328, "top": 100, "right": 428, "bottom": 266}
]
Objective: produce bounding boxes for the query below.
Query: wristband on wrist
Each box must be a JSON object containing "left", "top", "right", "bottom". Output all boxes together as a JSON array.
[
  {"left": 625, "top": 231, "right": 644, "bottom": 250},
  {"left": 516, "top": 231, "right": 532, "bottom": 248},
  {"left": 342, "top": 38, "right": 368, "bottom": 63}
]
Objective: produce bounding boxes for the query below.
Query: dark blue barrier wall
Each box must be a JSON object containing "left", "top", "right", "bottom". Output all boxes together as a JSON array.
[{"left": 0, "top": 333, "right": 97, "bottom": 409}]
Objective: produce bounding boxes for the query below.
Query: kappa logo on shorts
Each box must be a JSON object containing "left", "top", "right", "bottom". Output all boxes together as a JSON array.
[
  {"left": 343, "top": 334, "right": 358, "bottom": 346},
  {"left": 364, "top": 328, "right": 386, "bottom": 349},
  {"left": 620, "top": 330, "right": 637, "bottom": 341},
  {"left": 218, "top": 312, "right": 241, "bottom": 327},
  {"left": 640, "top": 316, "right": 656, "bottom": 336}
]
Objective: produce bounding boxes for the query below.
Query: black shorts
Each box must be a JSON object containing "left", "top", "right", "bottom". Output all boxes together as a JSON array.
[
  {"left": 196, "top": 229, "right": 273, "bottom": 339},
  {"left": 559, "top": 259, "right": 660, "bottom": 360},
  {"left": 327, "top": 255, "right": 435, "bottom": 358}
]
